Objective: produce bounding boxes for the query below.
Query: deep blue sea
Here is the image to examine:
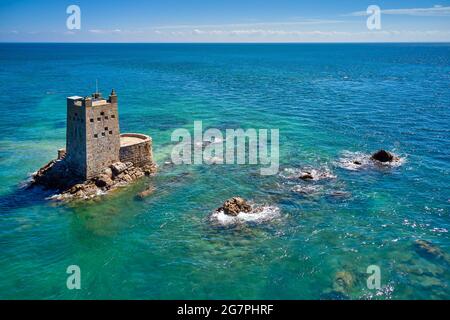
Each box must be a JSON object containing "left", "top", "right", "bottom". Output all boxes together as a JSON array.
[{"left": 0, "top": 43, "right": 449, "bottom": 299}]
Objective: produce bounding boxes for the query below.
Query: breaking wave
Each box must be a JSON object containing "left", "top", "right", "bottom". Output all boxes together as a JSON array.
[
  {"left": 210, "top": 205, "right": 281, "bottom": 226},
  {"left": 336, "top": 151, "right": 405, "bottom": 171},
  {"left": 280, "top": 166, "right": 336, "bottom": 181}
]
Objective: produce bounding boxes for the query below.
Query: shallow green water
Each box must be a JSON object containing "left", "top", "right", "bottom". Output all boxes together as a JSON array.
[{"left": 0, "top": 43, "right": 449, "bottom": 299}]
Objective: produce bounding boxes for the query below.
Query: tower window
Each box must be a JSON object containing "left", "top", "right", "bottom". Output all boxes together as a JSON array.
[
  {"left": 105, "top": 116, "right": 109, "bottom": 119},
  {"left": 104, "top": 127, "right": 108, "bottom": 131},
  {"left": 90, "top": 118, "right": 94, "bottom": 122},
  {"left": 111, "top": 114, "right": 115, "bottom": 118},
  {"left": 102, "top": 132, "right": 105, "bottom": 136},
  {"left": 100, "top": 112, "right": 104, "bottom": 116},
  {"left": 97, "top": 117, "right": 101, "bottom": 121},
  {"left": 94, "top": 134, "right": 98, "bottom": 138},
  {"left": 109, "top": 131, "right": 113, "bottom": 134}
]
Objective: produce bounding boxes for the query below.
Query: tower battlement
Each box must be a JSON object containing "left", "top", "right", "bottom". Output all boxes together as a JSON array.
[{"left": 65, "top": 89, "right": 121, "bottom": 179}]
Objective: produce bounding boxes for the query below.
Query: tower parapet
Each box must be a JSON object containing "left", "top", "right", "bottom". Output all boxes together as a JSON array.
[{"left": 66, "top": 89, "right": 121, "bottom": 179}]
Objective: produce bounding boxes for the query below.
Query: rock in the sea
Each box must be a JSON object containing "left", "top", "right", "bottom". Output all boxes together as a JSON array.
[
  {"left": 136, "top": 186, "right": 155, "bottom": 199},
  {"left": 95, "top": 174, "right": 114, "bottom": 188},
  {"left": 218, "top": 197, "right": 252, "bottom": 216},
  {"left": 414, "top": 240, "right": 445, "bottom": 260},
  {"left": 371, "top": 150, "right": 394, "bottom": 163},
  {"left": 31, "top": 157, "right": 157, "bottom": 201},
  {"left": 299, "top": 172, "right": 314, "bottom": 180},
  {"left": 111, "top": 162, "right": 128, "bottom": 175},
  {"left": 333, "top": 271, "right": 354, "bottom": 294}
]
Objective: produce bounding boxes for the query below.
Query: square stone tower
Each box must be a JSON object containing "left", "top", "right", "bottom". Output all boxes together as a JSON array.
[{"left": 66, "top": 89, "right": 121, "bottom": 180}]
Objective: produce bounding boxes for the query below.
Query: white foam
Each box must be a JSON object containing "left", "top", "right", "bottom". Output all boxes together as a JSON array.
[
  {"left": 210, "top": 205, "right": 281, "bottom": 226},
  {"left": 337, "top": 151, "right": 405, "bottom": 171},
  {"left": 291, "top": 184, "right": 323, "bottom": 195},
  {"left": 280, "top": 166, "right": 336, "bottom": 180}
]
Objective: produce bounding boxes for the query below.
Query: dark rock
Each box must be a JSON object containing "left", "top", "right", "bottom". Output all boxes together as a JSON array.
[
  {"left": 143, "top": 163, "right": 158, "bottom": 176},
  {"left": 299, "top": 172, "right": 314, "bottom": 180},
  {"left": 371, "top": 150, "right": 394, "bottom": 163},
  {"left": 353, "top": 160, "right": 362, "bottom": 165},
  {"left": 414, "top": 240, "right": 445, "bottom": 260},
  {"left": 95, "top": 174, "right": 114, "bottom": 188},
  {"left": 219, "top": 197, "right": 252, "bottom": 216}
]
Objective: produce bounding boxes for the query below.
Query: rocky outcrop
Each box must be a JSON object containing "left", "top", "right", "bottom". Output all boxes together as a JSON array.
[
  {"left": 371, "top": 150, "right": 397, "bottom": 163},
  {"left": 299, "top": 172, "right": 314, "bottom": 180},
  {"left": 217, "top": 197, "right": 252, "bottom": 216},
  {"left": 31, "top": 159, "right": 157, "bottom": 201}
]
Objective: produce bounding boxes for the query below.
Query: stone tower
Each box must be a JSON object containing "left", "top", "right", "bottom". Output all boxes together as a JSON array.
[{"left": 66, "top": 89, "right": 121, "bottom": 179}]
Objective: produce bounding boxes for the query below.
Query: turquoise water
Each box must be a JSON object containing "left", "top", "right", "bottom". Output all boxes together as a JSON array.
[{"left": 0, "top": 43, "right": 449, "bottom": 299}]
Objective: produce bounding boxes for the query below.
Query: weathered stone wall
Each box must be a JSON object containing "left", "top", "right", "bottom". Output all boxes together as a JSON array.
[
  {"left": 65, "top": 97, "right": 87, "bottom": 178},
  {"left": 66, "top": 92, "right": 121, "bottom": 180},
  {"left": 85, "top": 97, "right": 120, "bottom": 179},
  {"left": 119, "top": 133, "right": 153, "bottom": 167}
]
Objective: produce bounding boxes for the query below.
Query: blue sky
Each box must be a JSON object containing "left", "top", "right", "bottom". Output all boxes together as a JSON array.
[{"left": 0, "top": 0, "right": 449, "bottom": 42}]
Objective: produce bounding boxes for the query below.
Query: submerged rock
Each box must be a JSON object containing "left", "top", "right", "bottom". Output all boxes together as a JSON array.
[
  {"left": 218, "top": 197, "right": 252, "bottom": 216},
  {"left": 136, "top": 186, "right": 155, "bottom": 199},
  {"left": 414, "top": 240, "right": 445, "bottom": 261},
  {"left": 371, "top": 150, "right": 396, "bottom": 163},
  {"left": 333, "top": 271, "right": 354, "bottom": 294},
  {"left": 320, "top": 290, "right": 350, "bottom": 300}
]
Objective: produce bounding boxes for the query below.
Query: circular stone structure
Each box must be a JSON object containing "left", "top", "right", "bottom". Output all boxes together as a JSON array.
[{"left": 119, "top": 133, "right": 153, "bottom": 166}]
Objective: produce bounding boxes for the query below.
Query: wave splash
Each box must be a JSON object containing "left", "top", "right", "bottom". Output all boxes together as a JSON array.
[
  {"left": 336, "top": 151, "right": 405, "bottom": 171},
  {"left": 210, "top": 204, "right": 280, "bottom": 226}
]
